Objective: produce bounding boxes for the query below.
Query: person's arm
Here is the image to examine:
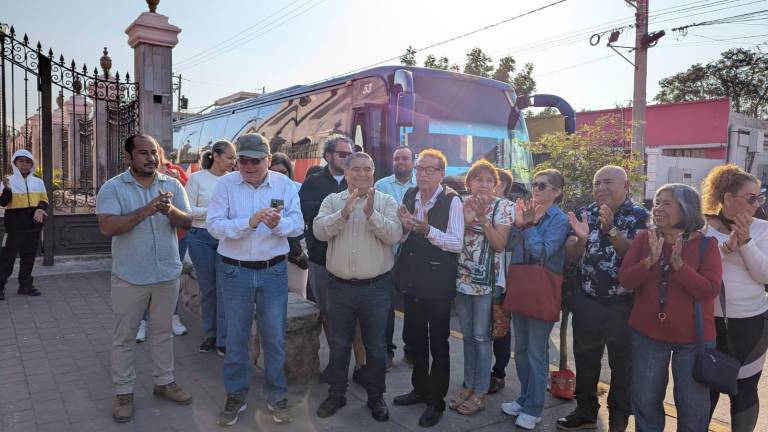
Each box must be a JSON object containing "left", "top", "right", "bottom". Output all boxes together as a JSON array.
[
  {"left": 206, "top": 180, "right": 253, "bottom": 240},
  {"left": 96, "top": 183, "right": 158, "bottom": 237},
  {"left": 618, "top": 230, "right": 652, "bottom": 291},
  {"left": 565, "top": 235, "right": 587, "bottom": 262},
  {"left": 425, "top": 196, "right": 464, "bottom": 253},
  {"left": 521, "top": 212, "right": 570, "bottom": 262},
  {"left": 670, "top": 238, "right": 722, "bottom": 302},
  {"left": 313, "top": 194, "right": 346, "bottom": 241},
  {"left": 166, "top": 181, "right": 192, "bottom": 229},
  {"left": 0, "top": 186, "right": 11, "bottom": 207},
  {"left": 184, "top": 175, "right": 207, "bottom": 220},
  {"left": 271, "top": 181, "right": 304, "bottom": 238},
  {"left": 368, "top": 194, "right": 403, "bottom": 246},
  {"left": 737, "top": 228, "right": 768, "bottom": 284}
]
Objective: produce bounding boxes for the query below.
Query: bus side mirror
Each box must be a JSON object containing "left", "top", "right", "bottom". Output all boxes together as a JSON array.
[{"left": 396, "top": 91, "right": 415, "bottom": 127}]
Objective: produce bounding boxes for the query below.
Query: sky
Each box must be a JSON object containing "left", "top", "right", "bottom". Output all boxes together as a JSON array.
[{"left": 1, "top": 0, "right": 767, "bottom": 114}]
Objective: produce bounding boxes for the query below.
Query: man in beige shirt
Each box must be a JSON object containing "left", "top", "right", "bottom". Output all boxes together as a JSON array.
[{"left": 313, "top": 152, "right": 401, "bottom": 422}]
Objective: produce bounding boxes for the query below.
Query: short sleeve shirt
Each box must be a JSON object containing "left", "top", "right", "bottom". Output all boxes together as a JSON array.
[
  {"left": 576, "top": 199, "right": 649, "bottom": 299},
  {"left": 96, "top": 170, "right": 191, "bottom": 285},
  {"left": 456, "top": 197, "right": 514, "bottom": 295}
]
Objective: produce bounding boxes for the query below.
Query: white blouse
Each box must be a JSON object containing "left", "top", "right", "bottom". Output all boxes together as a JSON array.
[{"left": 184, "top": 169, "right": 222, "bottom": 229}]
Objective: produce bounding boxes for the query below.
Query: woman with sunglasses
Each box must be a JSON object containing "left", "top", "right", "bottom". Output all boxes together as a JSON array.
[
  {"left": 501, "top": 169, "right": 570, "bottom": 430},
  {"left": 701, "top": 164, "right": 768, "bottom": 432},
  {"left": 619, "top": 183, "right": 722, "bottom": 431}
]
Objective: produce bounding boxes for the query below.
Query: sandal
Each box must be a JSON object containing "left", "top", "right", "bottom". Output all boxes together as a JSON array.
[
  {"left": 457, "top": 394, "right": 486, "bottom": 415},
  {"left": 448, "top": 388, "right": 473, "bottom": 410}
]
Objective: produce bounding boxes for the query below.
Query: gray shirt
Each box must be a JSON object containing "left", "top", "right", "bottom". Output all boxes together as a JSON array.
[{"left": 96, "top": 170, "right": 191, "bottom": 285}]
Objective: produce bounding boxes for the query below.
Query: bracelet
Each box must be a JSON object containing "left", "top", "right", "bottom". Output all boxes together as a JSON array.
[{"left": 722, "top": 242, "right": 734, "bottom": 253}]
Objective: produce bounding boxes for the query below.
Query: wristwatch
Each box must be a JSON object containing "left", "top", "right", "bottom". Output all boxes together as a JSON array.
[{"left": 607, "top": 226, "right": 619, "bottom": 238}]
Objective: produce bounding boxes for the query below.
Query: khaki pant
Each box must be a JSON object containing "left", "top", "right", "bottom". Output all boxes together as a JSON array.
[{"left": 111, "top": 275, "right": 179, "bottom": 395}]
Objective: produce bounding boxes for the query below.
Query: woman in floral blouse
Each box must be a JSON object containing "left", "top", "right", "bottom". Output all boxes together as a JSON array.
[{"left": 450, "top": 160, "right": 514, "bottom": 415}]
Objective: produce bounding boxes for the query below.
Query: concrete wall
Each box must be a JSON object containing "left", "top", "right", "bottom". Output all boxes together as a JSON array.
[{"left": 646, "top": 148, "right": 723, "bottom": 197}]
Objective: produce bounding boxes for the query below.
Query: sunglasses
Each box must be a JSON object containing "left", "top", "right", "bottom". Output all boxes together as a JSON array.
[
  {"left": 742, "top": 194, "right": 767, "bottom": 206},
  {"left": 238, "top": 157, "right": 264, "bottom": 166},
  {"left": 415, "top": 165, "right": 442, "bottom": 175},
  {"left": 531, "top": 181, "right": 550, "bottom": 191}
]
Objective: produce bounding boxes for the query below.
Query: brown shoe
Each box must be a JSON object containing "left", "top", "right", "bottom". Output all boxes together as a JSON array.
[
  {"left": 112, "top": 393, "right": 134, "bottom": 423},
  {"left": 153, "top": 382, "right": 193, "bottom": 405}
]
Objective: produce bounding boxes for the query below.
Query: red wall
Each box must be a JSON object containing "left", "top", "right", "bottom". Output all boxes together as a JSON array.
[{"left": 575, "top": 98, "right": 730, "bottom": 150}]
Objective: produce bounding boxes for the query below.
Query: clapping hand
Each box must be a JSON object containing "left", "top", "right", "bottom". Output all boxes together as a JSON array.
[
  {"left": 598, "top": 204, "right": 615, "bottom": 233},
  {"left": 645, "top": 228, "right": 664, "bottom": 269},
  {"left": 262, "top": 206, "right": 283, "bottom": 229},
  {"left": 398, "top": 205, "right": 414, "bottom": 231},
  {"left": 514, "top": 199, "right": 544, "bottom": 227},
  {"left": 670, "top": 234, "right": 684, "bottom": 271},
  {"left": 341, "top": 189, "right": 363, "bottom": 220},
  {"left": 568, "top": 211, "right": 590, "bottom": 240},
  {"left": 154, "top": 190, "right": 173, "bottom": 215},
  {"left": 363, "top": 188, "right": 375, "bottom": 219}
]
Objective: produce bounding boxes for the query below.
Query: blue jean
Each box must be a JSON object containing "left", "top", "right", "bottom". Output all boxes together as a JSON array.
[
  {"left": 326, "top": 274, "right": 392, "bottom": 398},
  {"left": 512, "top": 314, "right": 554, "bottom": 417},
  {"left": 218, "top": 258, "right": 288, "bottom": 403},
  {"left": 455, "top": 292, "right": 493, "bottom": 394},
  {"left": 186, "top": 228, "right": 225, "bottom": 345},
  {"left": 631, "top": 330, "right": 712, "bottom": 432}
]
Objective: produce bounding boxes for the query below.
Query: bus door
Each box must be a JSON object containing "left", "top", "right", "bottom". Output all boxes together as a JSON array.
[{"left": 351, "top": 104, "right": 388, "bottom": 179}]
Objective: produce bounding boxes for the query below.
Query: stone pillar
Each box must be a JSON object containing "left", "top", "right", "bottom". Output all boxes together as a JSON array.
[{"left": 125, "top": 1, "right": 180, "bottom": 151}]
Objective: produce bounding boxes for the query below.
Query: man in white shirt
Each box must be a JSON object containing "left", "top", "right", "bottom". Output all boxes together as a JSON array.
[{"left": 206, "top": 134, "right": 303, "bottom": 426}]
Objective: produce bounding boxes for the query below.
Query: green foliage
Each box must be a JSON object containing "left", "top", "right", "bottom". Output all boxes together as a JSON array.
[
  {"left": 655, "top": 48, "right": 768, "bottom": 119},
  {"left": 423, "top": 54, "right": 450, "bottom": 70},
  {"left": 464, "top": 47, "right": 495, "bottom": 78},
  {"left": 400, "top": 45, "right": 417, "bottom": 66},
  {"left": 524, "top": 114, "right": 644, "bottom": 211},
  {"left": 525, "top": 107, "right": 559, "bottom": 118},
  {"left": 33, "top": 166, "right": 63, "bottom": 188}
]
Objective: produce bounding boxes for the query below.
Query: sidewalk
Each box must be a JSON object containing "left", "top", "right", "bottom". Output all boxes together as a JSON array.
[{"left": 0, "top": 267, "right": 756, "bottom": 431}]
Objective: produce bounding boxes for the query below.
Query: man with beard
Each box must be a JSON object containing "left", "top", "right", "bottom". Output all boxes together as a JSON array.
[
  {"left": 374, "top": 146, "right": 416, "bottom": 369},
  {"left": 558, "top": 165, "right": 648, "bottom": 432},
  {"left": 314, "top": 152, "right": 401, "bottom": 422},
  {"left": 96, "top": 134, "right": 193, "bottom": 423}
]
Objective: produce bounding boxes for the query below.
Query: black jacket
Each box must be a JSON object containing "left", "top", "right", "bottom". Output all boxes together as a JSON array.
[
  {"left": 0, "top": 186, "right": 47, "bottom": 233},
  {"left": 299, "top": 166, "right": 347, "bottom": 265}
]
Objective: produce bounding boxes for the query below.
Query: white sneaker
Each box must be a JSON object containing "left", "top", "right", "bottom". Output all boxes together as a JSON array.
[
  {"left": 501, "top": 400, "right": 523, "bottom": 416},
  {"left": 172, "top": 314, "right": 188, "bottom": 336},
  {"left": 515, "top": 413, "right": 542, "bottom": 430},
  {"left": 136, "top": 320, "right": 147, "bottom": 343}
]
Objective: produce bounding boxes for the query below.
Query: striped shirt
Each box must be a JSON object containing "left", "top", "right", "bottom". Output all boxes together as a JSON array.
[
  {"left": 409, "top": 185, "right": 464, "bottom": 253},
  {"left": 206, "top": 171, "right": 303, "bottom": 261}
]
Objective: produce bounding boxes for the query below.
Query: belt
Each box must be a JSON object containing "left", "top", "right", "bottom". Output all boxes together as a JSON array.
[
  {"left": 331, "top": 271, "right": 390, "bottom": 286},
  {"left": 220, "top": 254, "right": 285, "bottom": 270}
]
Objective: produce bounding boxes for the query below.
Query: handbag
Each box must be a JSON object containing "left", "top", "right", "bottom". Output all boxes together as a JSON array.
[
  {"left": 502, "top": 231, "right": 562, "bottom": 322},
  {"left": 692, "top": 237, "right": 740, "bottom": 395}
]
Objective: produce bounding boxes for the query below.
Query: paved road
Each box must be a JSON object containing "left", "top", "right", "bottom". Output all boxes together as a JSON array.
[{"left": 0, "top": 266, "right": 764, "bottom": 431}]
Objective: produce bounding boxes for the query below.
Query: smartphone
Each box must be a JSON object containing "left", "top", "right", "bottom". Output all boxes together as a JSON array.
[{"left": 270, "top": 199, "right": 284, "bottom": 209}]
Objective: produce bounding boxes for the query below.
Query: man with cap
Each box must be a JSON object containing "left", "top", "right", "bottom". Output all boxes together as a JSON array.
[{"left": 207, "top": 133, "right": 303, "bottom": 426}]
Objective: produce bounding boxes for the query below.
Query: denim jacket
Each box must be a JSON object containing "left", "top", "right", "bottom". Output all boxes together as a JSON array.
[{"left": 507, "top": 204, "right": 570, "bottom": 274}]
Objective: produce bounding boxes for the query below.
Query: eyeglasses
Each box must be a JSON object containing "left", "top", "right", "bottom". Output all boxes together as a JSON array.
[
  {"left": 742, "top": 194, "right": 767, "bottom": 206},
  {"left": 333, "top": 151, "right": 352, "bottom": 159},
  {"left": 415, "top": 165, "right": 442, "bottom": 175},
  {"left": 532, "top": 181, "right": 550, "bottom": 191},
  {"left": 238, "top": 157, "right": 264, "bottom": 166}
]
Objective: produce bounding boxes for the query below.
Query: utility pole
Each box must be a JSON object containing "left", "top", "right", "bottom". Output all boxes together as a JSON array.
[
  {"left": 631, "top": 0, "right": 649, "bottom": 200},
  {"left": 175, "top": 74, "right": 182, "bottom": 112}
]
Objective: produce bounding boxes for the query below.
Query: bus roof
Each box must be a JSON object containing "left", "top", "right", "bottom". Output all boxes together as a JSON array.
[{"left": 174, "top": 65, "right": 515, "bottom": 127}]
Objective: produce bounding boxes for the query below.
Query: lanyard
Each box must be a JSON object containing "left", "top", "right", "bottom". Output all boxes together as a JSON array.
[{"left": 657, "top": 251, "right": 671, "bottom": 324}]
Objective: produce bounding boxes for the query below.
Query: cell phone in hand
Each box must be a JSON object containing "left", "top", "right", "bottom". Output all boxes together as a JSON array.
[{"left": 270, "top": 199, "right": 284, "bottom": 209}]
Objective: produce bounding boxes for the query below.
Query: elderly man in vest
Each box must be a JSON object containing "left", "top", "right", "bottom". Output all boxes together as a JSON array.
[
  {"left": 313, "top": 152, "right": 401, "bottom": 422},
  {"left": 392, "top": 148, "right": 464, "bottom": 428}
]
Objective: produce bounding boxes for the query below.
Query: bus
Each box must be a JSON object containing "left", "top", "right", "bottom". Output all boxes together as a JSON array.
[{"left": 171, "top": 66, "right": 574, "bottom": 184}]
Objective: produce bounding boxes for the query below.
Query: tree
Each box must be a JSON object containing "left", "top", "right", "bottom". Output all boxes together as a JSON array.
[
  {"left": 423, "top": 54, "right": 450, "bottom": 70},
  {"left": 524, "top": 114, "right": 644, "bottom": 210},
  {"left": 512, "top": 62, "right": 536, "bottom": 98},
  {"left": 400, "top": 45, "right": 417, "bottom": 66},
  {"left": 655, "top": 48, "right": 768, "bottom": 119},
  {"left": 525, "top": 107, "right": 559, "bottom": 118},
  {"left": 464, "top": 47, "right": 495, "bottom": 78}
]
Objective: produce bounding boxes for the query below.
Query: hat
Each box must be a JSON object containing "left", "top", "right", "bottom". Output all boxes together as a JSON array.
[{"left": 235, "top": 134, "right": 270, "bottom": 159}]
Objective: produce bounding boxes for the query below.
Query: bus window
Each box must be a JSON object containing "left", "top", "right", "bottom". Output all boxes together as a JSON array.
[
  {"left": 352, "top": 110, "right": 366, "bottom": 151},
  {"left": 197, "top": 115, "right": 228, "bottom": 152},
  {"left": 223, "top": 106, "right": 261, "bottom": 141},
  {"left": 258, "top": 101, "right": 296, "bottom": 154},
  {"left": 177, "top": 122, "right": 202, "bottom": 167}
]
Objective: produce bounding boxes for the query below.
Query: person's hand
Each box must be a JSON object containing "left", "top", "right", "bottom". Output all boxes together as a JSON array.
[
  {"left": 398, "top": 205, "right": 415, "bottom": 231},
  {"left": 154, "top": 190, "right": 173, "bottom": 215},
  {"left": 363, "top": 188, "right": 375, "bottom": 219},
  {"left": 262, "top": 206, "right": 283, "bottom": 229},
  {"left": 249, "top": 207, "right": 274, "bottom": 228},
  {"left": 645, "top": 229, "right": 664, "bottom": 269},
  {"left": 723, "top": 229, "right": 740, "bottom": 254},
  {"left": 515, "top": 199, "right": 541, "bottom": 227},
  {"left": 2, "top": 175, "right": 9, "bottom": 189},
  {"left": 598, "top": 204, "right": 615, "bottom": 233},
  {"left": 670, "top": 234, "right": 684, "bottom": 271},
  {"left": 568, "top": 211, "right": 590, "bottom": 240},
  {"left": 33, "top": 209, "right": 47, "bottom": 223},
  {"left": 412, "top": 213, "right": 430, "bottom": 235},
  {"left": 472, "top": 195, "right": 492, "bottom": 226},
  {"left": 341, "top": 189, "right": 362, "bottom": 220},
  {"left": 734, "top": 213, "right": 753, "bottom": 246},
  {"left": 144, "top": 191, "right": 169, "bottom": 216}
]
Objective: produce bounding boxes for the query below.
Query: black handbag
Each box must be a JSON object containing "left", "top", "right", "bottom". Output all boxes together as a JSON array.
[{"left": 692, "top": 237, "right": 740, "bottom": 395}]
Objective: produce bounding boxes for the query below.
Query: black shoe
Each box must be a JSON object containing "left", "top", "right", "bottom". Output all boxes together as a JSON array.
[
  {"left": 418, "top": 404, "right": 443, "bottom": 428},
  {"left": 218, "top": 394, "right": 247, "bottom": 426},
  {"left": 198, "top": 337, "right": 216, "bottom": 353},
  {"left": 216, "top": 346, "right": 226, "bottom": 357},
  {"left": 352, "top": 365, "right": 367, "bottom": 387},
  {"left": 608, "top": 412, "right": 629, "bottom": 432},
  {"left": 488, "top": 376, "right": 505, "bottom": 394},
  {"left": 394, "top": 391, "right": 428, "bottom": 406},
  {"left": 17, "top": 287, "right": 41, "bottom": 296},
  {"left": 556, "top": 411, "right": 597, "bottom": 430},
  {"left": 367, "top": 397, "right": 389, "bottom": 422},
  {"left": 317, "top": 394, "right": 347, "bottom": 418}
]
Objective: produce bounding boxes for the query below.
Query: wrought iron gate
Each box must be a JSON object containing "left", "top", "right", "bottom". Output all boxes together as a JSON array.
[{"left": 0, "top": 26, "right": 139, "bottom": 263}]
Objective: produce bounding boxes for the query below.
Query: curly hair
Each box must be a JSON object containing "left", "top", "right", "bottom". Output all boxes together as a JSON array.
[
  {"left": 700, "top": 164, "right": 759, "bottom": 215},
  {"left": 465, "top": 160, "right": 499, "bottom": 190}
]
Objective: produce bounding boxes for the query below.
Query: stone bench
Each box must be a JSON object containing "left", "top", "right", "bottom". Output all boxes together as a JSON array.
[{"left": 178, "top": 262, "right": 321, "bottom": 383}]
